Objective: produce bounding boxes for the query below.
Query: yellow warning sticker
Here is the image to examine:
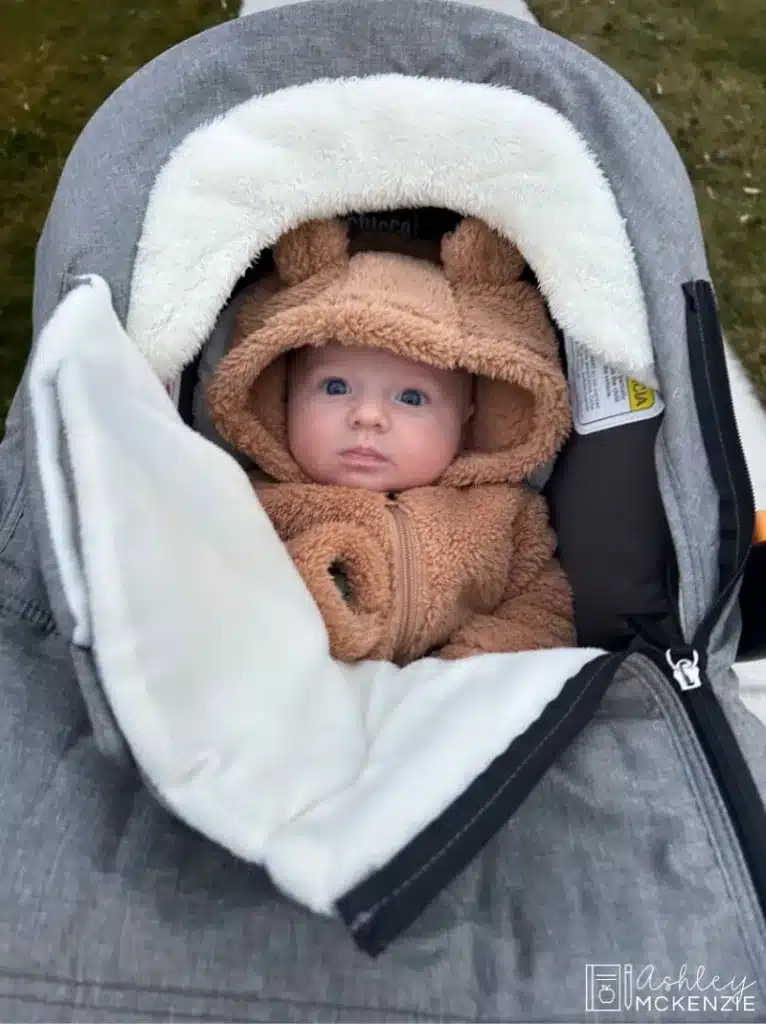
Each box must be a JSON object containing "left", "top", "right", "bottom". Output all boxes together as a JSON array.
[
  {"left": 628, "top": 379, "right": 656, "bottom": 412},
  {"left": 564, "top": 337, "right": 664, "bottom": 435}
]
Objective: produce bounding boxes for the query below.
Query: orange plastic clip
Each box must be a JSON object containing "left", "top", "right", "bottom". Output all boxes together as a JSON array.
[{"left": 755, "top": 510, "right": 766, "bottom": 545}]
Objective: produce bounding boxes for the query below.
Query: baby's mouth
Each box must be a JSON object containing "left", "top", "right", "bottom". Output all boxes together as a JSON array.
[{"left": 339, "top": 446, "right": 389, "bottom": 465}]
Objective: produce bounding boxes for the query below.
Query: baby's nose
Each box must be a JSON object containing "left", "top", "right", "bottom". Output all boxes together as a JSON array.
[{"left": 350, "top": 396, "right": 387, "bottom": 429}]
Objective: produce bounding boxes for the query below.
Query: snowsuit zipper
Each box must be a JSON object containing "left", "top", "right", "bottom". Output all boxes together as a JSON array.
[{"left": 387, "top": 494, "right": 420, "bottom": 661}]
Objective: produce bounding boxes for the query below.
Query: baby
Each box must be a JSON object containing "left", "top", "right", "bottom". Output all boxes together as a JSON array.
[{"left": 207, "top": 216, "right": 575, "bottom": 664}]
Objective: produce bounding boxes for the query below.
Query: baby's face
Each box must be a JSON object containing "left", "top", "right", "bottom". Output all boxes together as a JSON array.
[{"left": 286, "top": 345, "right": 473, "bottom": 491}]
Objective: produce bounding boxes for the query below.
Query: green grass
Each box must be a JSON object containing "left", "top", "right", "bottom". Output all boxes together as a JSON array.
[
  {"left": 0, "top": 0, "right": 232, "bottom": 419},
  {"left": 1, "top": 0, "right": 764, "bottom": 421},
  {"left": 534, "top": 0, "right": 766, "bottom": 397}
]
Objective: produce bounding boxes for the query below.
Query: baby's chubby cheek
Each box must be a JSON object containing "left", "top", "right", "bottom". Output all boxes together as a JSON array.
[{"left": 286, "top": 404, "right": 334, "bottom": 464}]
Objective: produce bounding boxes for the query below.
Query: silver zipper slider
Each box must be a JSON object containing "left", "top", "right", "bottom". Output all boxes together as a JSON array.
[{"left": 665, "top": 648, "right": 702, "bottom": 691}]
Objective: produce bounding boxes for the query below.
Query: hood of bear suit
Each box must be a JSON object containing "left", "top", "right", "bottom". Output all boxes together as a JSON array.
[{"left": 206, "top": 215, "right": 572, "bottom": 487}]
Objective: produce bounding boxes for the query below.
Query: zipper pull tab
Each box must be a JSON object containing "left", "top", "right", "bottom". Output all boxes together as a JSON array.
[{"left": 665, "top": 648, "right": 702, "bottom": 691}]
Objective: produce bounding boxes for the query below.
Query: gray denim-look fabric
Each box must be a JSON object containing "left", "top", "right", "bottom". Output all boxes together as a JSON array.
[{"left": 3, "top": 1, "right": 766, "bottom": 1019}]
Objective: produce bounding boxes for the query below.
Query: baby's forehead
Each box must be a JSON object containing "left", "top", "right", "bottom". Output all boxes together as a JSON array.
[{"left": 294, "top": 343, "right": 451, "bottom": 382}]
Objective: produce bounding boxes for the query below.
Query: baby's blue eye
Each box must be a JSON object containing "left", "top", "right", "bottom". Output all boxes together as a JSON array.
[
  {"left": 395, "top": 389, "right": 427, "bottom": 407},
  {"left": 322, "top": 378, "right": 349, "bottom": 396}
]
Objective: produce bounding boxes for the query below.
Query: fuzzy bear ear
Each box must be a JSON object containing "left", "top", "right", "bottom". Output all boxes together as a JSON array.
[
  {"left": 441, "top": 217, "right": 527, "bottom": 288},
  {"left": 274, "top": 218, "right": 350, "bottom": 285}
]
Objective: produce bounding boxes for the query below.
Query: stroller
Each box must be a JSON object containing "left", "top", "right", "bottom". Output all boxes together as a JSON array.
[{"left": 2, "top": 0, "right": 766, "bottom": 1019}]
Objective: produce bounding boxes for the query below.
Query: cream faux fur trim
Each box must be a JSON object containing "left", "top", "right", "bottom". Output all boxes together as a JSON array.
[{"left": 126, "top": 74, "right": 656, "bottom": 389}]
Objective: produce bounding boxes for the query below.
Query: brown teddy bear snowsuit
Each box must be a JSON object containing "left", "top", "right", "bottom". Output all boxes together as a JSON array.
[{"left": 207, "top": 217, "right": 575, "bottom": 664}]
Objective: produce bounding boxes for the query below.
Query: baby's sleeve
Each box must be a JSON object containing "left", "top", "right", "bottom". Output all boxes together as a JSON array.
[{"left": 437, "top": 490, "right": 575, "bottom": 659}]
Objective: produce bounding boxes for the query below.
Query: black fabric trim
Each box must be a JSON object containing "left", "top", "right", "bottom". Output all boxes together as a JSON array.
[
  {"left": 177, "top": 350, "right": 203, "bottom": 428},
  {"left": 336, "top": 651, "right": 625, "bottom": 956},
  {"left": 682, "top": 281, "right": 755, "bottom": 650}
]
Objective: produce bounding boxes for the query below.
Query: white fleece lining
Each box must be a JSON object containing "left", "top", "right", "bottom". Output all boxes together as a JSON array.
[
  {"left": 30, "top": 278, "right": 605, "bottom": 912},
  {"left": 127, "top": 74, "right": 656, "bottom": 390},
  {"left": 28, "top": 295, "right": 92, "bottom": 647}
]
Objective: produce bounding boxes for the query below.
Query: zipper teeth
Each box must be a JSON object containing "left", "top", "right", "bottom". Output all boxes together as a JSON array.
[
  {"left": 683, "top": 686, "right": 766, "bottom": 923},
  {"left": 640, "top": 653, "right": 766, "bottom": 973},
  {"left": 684, "top": 282, "right": 754, "bottom": 649},
  {"left": 656, "top": 283, "right": 753, "bottom": 650},
  {"left": 389, "top": 503, "right": 419, "bottom": 659}
]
